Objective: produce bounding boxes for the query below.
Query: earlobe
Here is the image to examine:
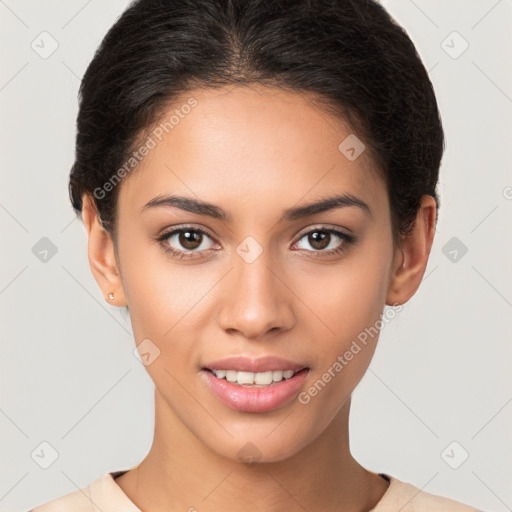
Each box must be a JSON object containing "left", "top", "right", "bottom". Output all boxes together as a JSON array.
[
  {"left": 81, "top": 194, "right": 127, "bottom": 306},
  {"left": 386, "top": 195, "right": 437, "bottom": 306}
]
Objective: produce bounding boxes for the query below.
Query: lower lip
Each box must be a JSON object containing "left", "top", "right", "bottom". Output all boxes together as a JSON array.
[{"left": 201, "top": 369, "right": 309, "bottom": 413}]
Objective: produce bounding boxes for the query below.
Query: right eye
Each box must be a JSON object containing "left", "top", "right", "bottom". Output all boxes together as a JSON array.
[{"left": 157, "top": 226, "right": 218, "bottom": 259}]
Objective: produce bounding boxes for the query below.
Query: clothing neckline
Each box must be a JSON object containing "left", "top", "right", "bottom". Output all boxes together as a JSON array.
[{"left": 107, "top": 469, "right": 394, "bottom": 510}]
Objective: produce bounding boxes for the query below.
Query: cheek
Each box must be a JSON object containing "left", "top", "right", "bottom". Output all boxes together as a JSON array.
[
  {"left": 306, "top": 256, "right": 391, "bottom": 343},
  {"left": 294, "top": 263, "right": 390, "bottom": 423},
  {"left": 297, "top": 238, "right": 393, "bottom": 389},
  {"left": 118, "top": 230, "right": 208, "bottom": 338}
]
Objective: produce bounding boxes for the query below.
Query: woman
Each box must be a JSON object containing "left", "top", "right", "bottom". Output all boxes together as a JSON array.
[{"left": 31, "top": 0, "right": 480, "bottom": 510}]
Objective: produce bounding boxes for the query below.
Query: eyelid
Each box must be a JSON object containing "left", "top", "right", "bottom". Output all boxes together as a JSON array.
[
  {"left": 157, "top": 223, "right": 217, "bottom": 241},
  {"left": 290, "top": 226, "right": 356, "bottom": 261},
  {"left": 158, "top": 223, "right": 352, "bottom": 242},
  {"left": 293, "top": 223, "right": 353, "bottom": 240},
  {"left": 157, "top": 223, "right": 355, "bottom": 258},
  {"left": 156, "top": 224, "right": 219, "bottom": 260}
]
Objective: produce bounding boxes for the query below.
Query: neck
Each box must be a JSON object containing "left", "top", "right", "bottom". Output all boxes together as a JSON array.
[{"left": 115, "top": 389, "right": 388, "bottom": 512}]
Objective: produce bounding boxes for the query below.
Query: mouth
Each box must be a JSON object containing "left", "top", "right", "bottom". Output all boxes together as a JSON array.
[
  {"left": 204, "top": 368, "right": 304, "bottom": 387},
  {"left": 200, "top": 357, "right": 310, "bottom": 413}
]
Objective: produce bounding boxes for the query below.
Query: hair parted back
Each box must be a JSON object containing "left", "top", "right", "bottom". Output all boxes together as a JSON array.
[{"left": 69, "top": 0, "right": 444, "bottom": 245}]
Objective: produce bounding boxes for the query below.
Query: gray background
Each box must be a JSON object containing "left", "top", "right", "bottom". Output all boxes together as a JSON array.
[{"left": 1, "top": 1, "right": 511, "bottom": 511}]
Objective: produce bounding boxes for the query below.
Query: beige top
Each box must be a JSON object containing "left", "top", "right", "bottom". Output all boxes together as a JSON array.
[{"left": 30, "top": 471, "right": 481, "bottom": 511}]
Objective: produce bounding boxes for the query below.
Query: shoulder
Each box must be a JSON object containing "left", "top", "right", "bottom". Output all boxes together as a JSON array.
[
  {"left": 373, "top": 475, "right": 483, "bottom": 512},
  {"left": 29, "top": 481, "right": 95, "bottom": 512},
  {"left": 28, "top": 472, "right": 140, "bottom": 512}
]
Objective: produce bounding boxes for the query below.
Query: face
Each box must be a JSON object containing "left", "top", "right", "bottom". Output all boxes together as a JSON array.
[{"left": 101, "top": 85, "right": 402, "bottom": 462}]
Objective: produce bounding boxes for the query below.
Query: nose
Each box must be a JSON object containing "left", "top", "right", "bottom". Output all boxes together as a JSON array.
[{"left": 217, "top": 248, "right": 296, "bottom": 340}]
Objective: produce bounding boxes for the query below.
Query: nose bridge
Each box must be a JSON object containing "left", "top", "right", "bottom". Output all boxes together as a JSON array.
[{"left": 217, "top": 240, "right": 294, "bottom": 338}]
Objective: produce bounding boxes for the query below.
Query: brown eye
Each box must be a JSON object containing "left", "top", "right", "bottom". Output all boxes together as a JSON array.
[
  {"left": 158, "top": 226, "right": 216, "bottom": 256},
  {"left": 307, "top": 231, "right": 331, "bottom": 250},
  {"left": 294, "top": 227, "right": 355, "bottom": 256},
  {"left": 178, "top": 230, "right": 203, "bottom": 250}
]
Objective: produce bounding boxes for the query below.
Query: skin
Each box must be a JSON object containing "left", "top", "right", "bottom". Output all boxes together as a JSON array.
[{"left": 82, "top": 84, "right": 436, "bottom": 512}]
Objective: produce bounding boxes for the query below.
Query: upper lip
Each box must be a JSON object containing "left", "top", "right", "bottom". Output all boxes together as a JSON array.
[{"left": 203, "top": 356, "right": 307, "bottom": 373}]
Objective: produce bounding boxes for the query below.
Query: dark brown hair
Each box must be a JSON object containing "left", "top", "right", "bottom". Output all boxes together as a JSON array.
[{"left": 69, "top": 0, "right": 444, "bottom": 245}]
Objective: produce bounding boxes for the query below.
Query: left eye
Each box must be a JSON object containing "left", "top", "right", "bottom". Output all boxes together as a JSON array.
[{"left": 294, "top": 228, "right": 352, "bottom": 252}]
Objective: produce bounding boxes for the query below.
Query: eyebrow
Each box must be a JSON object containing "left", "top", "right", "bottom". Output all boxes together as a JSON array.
[{"left": 140, "top": 193, "right": 372, "bottom": 222}]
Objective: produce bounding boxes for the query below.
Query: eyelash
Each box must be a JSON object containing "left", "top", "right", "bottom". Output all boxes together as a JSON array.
[
  {"left": 156, "top": 226, "right": 216, "bottom": 260},
  {"left": 156, "top": 225, "right": 356, "bottom": 260}
]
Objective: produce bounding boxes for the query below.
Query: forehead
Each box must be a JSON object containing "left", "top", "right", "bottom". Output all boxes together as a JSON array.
[{"left": 118, "top": 84, "right": 386, "bottom": 218}]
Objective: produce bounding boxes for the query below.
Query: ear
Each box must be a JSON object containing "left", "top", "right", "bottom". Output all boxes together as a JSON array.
[
  {"left": 81, "top": 193, "right": 127, "bottom": 307},
  {"left": 386, "top": 195, "right": 437, "bottom": 306}
]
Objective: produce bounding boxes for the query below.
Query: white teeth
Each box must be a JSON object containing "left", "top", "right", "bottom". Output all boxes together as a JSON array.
[
  {"left": 211, "top": 369, "right": 300, "bottom": 386},
  {"left": 236, "top": 371, "right": 254, "bottom": 385},
  {"left": 226, "top": 370, "right": 238, "bottom": 382},
  {"left": 254, "top": 371, "right": 273, "bottom": 385},
  {"left": 272, "top": 370, "right": 283, "bottom": 381}
]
